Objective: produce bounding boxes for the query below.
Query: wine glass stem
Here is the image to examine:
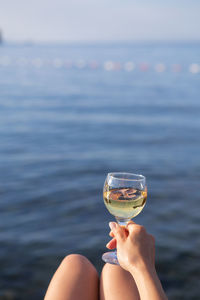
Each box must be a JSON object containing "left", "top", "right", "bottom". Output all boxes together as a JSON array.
[{"left": 115, "top": 218, "right": 130, "bottom": 226}]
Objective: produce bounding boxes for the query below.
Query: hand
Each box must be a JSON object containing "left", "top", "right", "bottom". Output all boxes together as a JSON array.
[
  {"left": 106, "top": 222, "right": 168, "bottom": 300},
  {"left": 106, "top": 221, "right": 155, "bottom": 273}
]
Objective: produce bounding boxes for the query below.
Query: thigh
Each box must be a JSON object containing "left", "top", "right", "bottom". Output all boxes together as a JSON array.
[
  {"left": 45, "top": 254, "right": 99, "bottom": 300},
  {"left": 100, "top": 264, "right": 140, "bottom": 300}
]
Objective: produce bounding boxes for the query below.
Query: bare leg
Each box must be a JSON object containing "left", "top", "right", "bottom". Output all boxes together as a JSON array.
[
  {"left": 44, "top": 254, "right": 99, "bottom": 300},
  {"left": 100, "top": 263, "right": 140, "bottom": 300}
]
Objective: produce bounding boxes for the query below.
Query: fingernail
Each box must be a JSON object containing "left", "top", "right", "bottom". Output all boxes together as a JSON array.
[{"left": 109, "top": 222, "right": 117, "bottom": 230}]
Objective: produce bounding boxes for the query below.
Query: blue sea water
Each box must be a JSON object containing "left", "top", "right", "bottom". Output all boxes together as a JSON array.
[{"left": 0, "top": 42, "right": 200, "bottom": 299}]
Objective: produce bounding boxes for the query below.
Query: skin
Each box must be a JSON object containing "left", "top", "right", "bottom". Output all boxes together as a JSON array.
[
  {"left": 44, "top": 222, "right": 168, "bottom": 300},
  {"left": 106, "top": 221, "right": 167, "bottom": 300},
  {"left": 44, "top": 254, "right": 99, "bottom": 300},
  {"left": 100, "top": 263, "right": 140, "bottom": 300}
]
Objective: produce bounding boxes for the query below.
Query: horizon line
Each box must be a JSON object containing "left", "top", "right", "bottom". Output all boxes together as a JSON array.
[{"left": 2, "top": 38, "right": 200, "bottom": 45}]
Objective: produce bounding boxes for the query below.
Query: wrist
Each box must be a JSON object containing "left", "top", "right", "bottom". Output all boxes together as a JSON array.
[
  {"left": 129, "top": 263, "right": 167, "bottom": 300},
  {"left": 130, "top": 262, "right": 168, "bottom": 300},
  {"left": 129, "top": 261, "right": 156, "bottom": 278}
]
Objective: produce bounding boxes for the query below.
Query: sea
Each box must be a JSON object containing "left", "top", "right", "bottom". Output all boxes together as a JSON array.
[{"left": 0, "top": 42, "right": 200, "bottom": 299}]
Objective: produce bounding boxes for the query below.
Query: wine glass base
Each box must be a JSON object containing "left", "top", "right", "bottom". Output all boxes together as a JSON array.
[{"left": 102, "top": 251, "right": 119, "bottom": 265}]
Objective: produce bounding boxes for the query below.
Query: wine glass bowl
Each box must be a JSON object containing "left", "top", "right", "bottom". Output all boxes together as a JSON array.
[{"left": 102, "top": 172, "right": 147, "bottom": 264}]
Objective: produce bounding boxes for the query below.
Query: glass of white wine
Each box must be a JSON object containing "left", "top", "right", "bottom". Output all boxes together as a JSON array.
[{"left": 102, "top": 172, "right": 147, "bottom": 265}]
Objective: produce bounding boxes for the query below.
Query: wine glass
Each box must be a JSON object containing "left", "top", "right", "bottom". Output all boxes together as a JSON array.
[{"left": 102, "top": 172, "right": 147, "bottom": 265}]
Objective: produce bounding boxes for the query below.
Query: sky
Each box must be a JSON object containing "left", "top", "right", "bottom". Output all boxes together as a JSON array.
[{"left": 0, "top": 0, "right": 200, "bottom": 42}]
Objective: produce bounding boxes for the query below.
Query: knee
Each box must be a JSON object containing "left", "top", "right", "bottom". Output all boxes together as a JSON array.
[
  {"left": 101, "top": 263, "right": 130, "bottom": 279},
  {"left": 62, "top": 254, "right": 88, "bottom": 266},
  {"left": 102, "top": 263, "right": 121, "bottom": 275},
  {"left": 61, "top": 254, "right": 98, "bottom": 278}
]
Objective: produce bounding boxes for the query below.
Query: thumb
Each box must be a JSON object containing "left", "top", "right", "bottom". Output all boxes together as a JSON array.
[{"left": 109, "top": 222, "right": 125, "bottom": 241}]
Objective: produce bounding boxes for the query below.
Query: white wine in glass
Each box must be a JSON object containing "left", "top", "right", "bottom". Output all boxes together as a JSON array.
[{"left": 102, "top": 172, "right": 147, "bottom": 265}]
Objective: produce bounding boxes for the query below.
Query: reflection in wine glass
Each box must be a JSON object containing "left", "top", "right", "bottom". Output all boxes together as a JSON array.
[{"left": 102, "top": 172, "right": 147, "bottom": 265}]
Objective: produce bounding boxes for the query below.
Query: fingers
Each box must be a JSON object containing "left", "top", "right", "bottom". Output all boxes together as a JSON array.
[
  {"left": 108, "top": 221, "right": 147, "bottom": 248},
  {"left": 109, "top": 222, "right": 126, "bottom": 241},
  {"left": 106, "top": 238, "right": 116, "bottom": 249},
  {"left": 109, "top": 228, "right": 128, "bottom": 238},
  {"left": 126, "top": 222, "right": 146, "bottom": 235},
  {"left": 107, "top": 222, "right": 127, "bottom": 250},
  {"left": 126, "top": 220, "right": 136, "bottom": 226},
  {"left": 109, "top": 230, "right": 114, "bottom": 238}
]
